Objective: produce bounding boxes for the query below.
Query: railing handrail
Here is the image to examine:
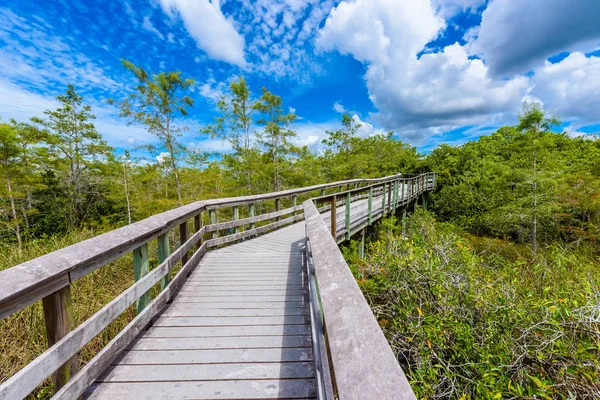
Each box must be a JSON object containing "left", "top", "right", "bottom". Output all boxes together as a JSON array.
[{"left": 0, "top": 172, "right": 424, "bottom": 320}]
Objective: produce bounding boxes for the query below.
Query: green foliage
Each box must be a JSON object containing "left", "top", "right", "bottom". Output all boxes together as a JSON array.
[
  {"left": 348, "top": 210, "right": 600, "bottom": 398},
  {"left": 426, "top": 107, "right": 600, "bottom": 245}
]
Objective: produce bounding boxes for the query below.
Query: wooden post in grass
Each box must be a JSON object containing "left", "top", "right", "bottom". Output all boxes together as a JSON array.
[{"left": 42, "top": 286, "right": 77, "bottom": 393}]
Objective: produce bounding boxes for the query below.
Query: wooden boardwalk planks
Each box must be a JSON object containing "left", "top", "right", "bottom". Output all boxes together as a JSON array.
[{"left": 87, "top": 223, "right": 315, "bottom": 399}]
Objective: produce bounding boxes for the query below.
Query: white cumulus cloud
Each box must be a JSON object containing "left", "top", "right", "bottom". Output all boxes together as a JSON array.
[
  {"left": 158, "top": 0, "right": 246, "bottom": 66},
  {"left": 470, "top": 0, "right": 600, "bottom": 77}
]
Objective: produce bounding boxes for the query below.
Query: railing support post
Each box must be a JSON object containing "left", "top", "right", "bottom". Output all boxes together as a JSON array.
[
  {"left": 210, "top": 209, "right": 218, "bottom": 239},
  {"left": 248, "top": 203, "right": 255, "bottom": 229},
  {"left": 345, "top": 191, "right": 351, "bottom": 241},
  {"left": 195, "top": 212, "right": 203, "bottom": 251},
  {"left": 387, "top": 181, "right": 392, "bottom": 213},
  {"left": 330, "top": 195, "right": 337, "bottom": 238},
  {"left": 393, "top": 180, "right": 398, "bottom": 210},
  {"left": 381, "top": 183, "right": 386, "bottom": 215},
  {"left": 368, "top": 186, "right": 373, "bottom": 225},
  {"left": 133, "top": 243, "right": 150, "bottom": 313},
  {"left": 179, "top": 221, "right": 188, "bottom": 266},
  {"left": 275, "top": 198, "right": 281, "bottom": 221},
  {"left": 158, "top": 233, "right": 170, "bottom": 290},
  {"left": 401, "top": 180, "right": 405, "bottom": 207},
  {"left": 292, "top": 194, "right": 297, "bottom": 216},
  {"left": 42, "top": 285, "right": 77, "bottom": 393},
  {"left": 233, "top": 206, "right": 240, "bottom": 233}
]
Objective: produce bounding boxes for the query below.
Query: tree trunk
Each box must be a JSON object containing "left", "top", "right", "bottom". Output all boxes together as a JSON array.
[
  {"left": 6, "top": 170, "right": 22, "bottom": 252},
  {"left": 123, "top": 162, "right": 132, "bottom": 224}
]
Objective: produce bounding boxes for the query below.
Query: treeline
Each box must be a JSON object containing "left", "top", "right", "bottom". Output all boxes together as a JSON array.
[
  {"left": 0, "top": 60, "right": 419, "bottom": 250},
  {"left": 426, "top": 105, "right": 600, "bottom": 248}
]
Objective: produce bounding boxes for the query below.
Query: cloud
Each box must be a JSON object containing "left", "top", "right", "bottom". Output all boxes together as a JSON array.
[
  {"left": 529, "top": 52, "right": 600, "bottom": 123},
  {"left": 158, "top": 0, "right": 246, "bottom": 66},
  {"left": 431, "top": 0, "right": 485, "bottom": 19},
  {"left": 470, "top": 0, "right": 600, "bottom": 76},
  {"left": 0, "top": 8, "right": 121, "bottom": 93},
  {"left": 289, "top": 106, "right": 296, "bottom": 114},
  {"left": 142, "top": 16, "right": 165, "bottom": 40},
  {"left": 333, "top": 102, "right": 346, "bottom": 113},
  {"left": 317, "top": 0, "right": 529, "bottom": 140}
]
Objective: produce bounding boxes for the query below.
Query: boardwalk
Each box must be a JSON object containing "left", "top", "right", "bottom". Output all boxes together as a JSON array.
[
  {"left": 88, "top": 223, "right": 314, "bottom": 399},
  {"left": 0, "top": 173, "right": 434, "bottom": 400}
]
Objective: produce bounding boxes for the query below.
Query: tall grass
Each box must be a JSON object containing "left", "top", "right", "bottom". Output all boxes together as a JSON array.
[{"left": 0, "top": 229, "right": 144, "bottom": 398}]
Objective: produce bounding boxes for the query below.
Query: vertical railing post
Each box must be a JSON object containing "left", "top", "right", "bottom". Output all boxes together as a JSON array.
[
  {"left": 381, "top": 183, "right": 386, "bottom": 215},
  {"left": 233, "top": 206, "right": 239, "bottom": 233},
  {"left": 210, "top": 209, "right": 218, "bottom": 239},
  {"left": 248, "top": 203, "right": 255, "bottom": 229},
  {"left": 401, "top": 180, "right": 405, "bottom": 206},
  {"left": 42, "top": 286, "right": 77, "bottom": 393},
  {"left": 387, "top": 181, "right": 392, "bottom": 213},
  {"left": 393, "top": 180, "right": 398, "bottom": 210},
  {"left": 179, "top": 221, "right": 188, "bottom": 266},
  {"left": 345, "top": 191, "right": 351, "bottom": 241},
  {"left": 292, "top": 194, "right": 297, "bottom": 216},
  {"left": 275, "top": 198, "right": 281, "bottom": 221},
  {"left": 195, "top": 212, "right": 203, "bottom": 251},
  {"left": 158, "top": 233, "right": 170, "bottom": 290},
  {"left": 368, "top": 186, "right": 373, "bottom": 225},
  {"left": 133, "top": 243, "right": 150, "bottom": 313},
  {"left": 330, "top": 195, "right": 337, "bottom": 238},
  {"left": 320, "top": 188, "right": 325, "bottom": 197}
]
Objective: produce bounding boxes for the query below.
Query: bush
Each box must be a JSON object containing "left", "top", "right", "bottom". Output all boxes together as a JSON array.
[{"left": 347, "top": 210, "right": 600, "bottom": 399}]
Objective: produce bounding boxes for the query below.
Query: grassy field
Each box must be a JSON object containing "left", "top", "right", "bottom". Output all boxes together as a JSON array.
[{"left": 344, "top": 210, "right": 600, "bottom": 399}]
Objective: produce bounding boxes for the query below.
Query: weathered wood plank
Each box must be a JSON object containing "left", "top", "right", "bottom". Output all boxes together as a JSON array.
[
  {"left": 153, "top": 315, "right": 310, "bottom": 327},
  {"left": 114, "top": 347, "right": 313, "bottom": 365},
  {"left": 127, "top": 335, "right": 312, "bottom": 350},
  {"left": 143, "top": 324, "right": 311, "bottom": 338},
  {"left": 85, "top": 379, "right": 316, "bottom": 399},
  {"left": 160, "top": 307, "right": 309, "bottom": 318},
  {"left": 97, "top": 362, "right": 315, "bottom": 382}
]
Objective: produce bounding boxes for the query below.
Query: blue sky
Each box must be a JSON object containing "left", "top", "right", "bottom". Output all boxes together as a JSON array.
[{"left": 0, "top": 0, "right": 599, "bottom": 160}]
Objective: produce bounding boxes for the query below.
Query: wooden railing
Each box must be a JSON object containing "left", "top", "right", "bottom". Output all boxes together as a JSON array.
[
  {"left": 304, "top": 172, "right": 436, "bottom": 399},
  {"left": 0, "top": 172, "right": 433, "bottom": 399}
]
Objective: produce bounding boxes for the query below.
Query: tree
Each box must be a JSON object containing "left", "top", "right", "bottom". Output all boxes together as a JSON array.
[
  {"left": 32, "top": 85, "right": 111, "bottom": 226},
  {"left": 252, "top": 87, "right": 296, "bottom": 191},
  {"left": 0, "top": 122, "right": 23, "bottom": 250},
  {"left": 322, "top": 113, "right": 360, "bottom": 153},
  {"left": 517, "top": 103, "right": 559, "bottom": 257},
  {"left": 121, "top": 150, "right": 133, "bottom": 224},
  {"left": 111, "top": 59, "right": 195, "bottom": 205},
  {"left": 204, "top": 77, "right": 257, "bottom": 193}
]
